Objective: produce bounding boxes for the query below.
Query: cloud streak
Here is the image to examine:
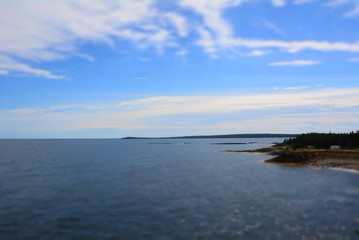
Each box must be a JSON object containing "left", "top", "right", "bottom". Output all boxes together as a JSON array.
[
  {"left": 0, "top": 0, "right": 167, "bottom": 78},
  {"left": 269, "top": 60, "right": 321, "bottom": 66},
  {"left": 272, "top": 0, "right": 287, "bottom": 7},
  {"left": 326, "top": 0, "right": 359, "bottom": 17},
  {"left": 1, "top": 0, "right": 359, "bottom": 78},
  {"left": 182, "top": 1, "right": 359, "bottom": 55},
  {"left": 0, "top": 55, "right": 64, "bottom": 79},
  {"left": 1, "top": 88, "right": 359, "bottom": 136},
  {"left": 233, "top": 39, "right": 359, "bottom": 53}
]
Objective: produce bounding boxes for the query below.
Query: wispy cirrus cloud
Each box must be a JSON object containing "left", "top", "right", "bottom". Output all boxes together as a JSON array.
[
  {"left": 180, "top": 0, "right": 244, "bottom": 57},
  {"left": 0, "top": 0, "right": 177, "bottom": 78},
  {"left": 0, "top": 55, "right": 64, "bottom": 79},
  {"left": 273, "top": 86, "right": 309, "bottom": 90},
  {"left": 269, "top": 60, "right": 321, "bottom": 66},
  {"left": 232, "top": 39, "right": 359, "bottom": 53},
  {"left": 345, "top": 4, "right": 359, "bottom": 17},
  {"left": 0, "top": 0, "right": 159, "bottom": 60},
  {"left": 326, "top": 0, "right": 359, "bottom": 17},
  {"left": 248, "top": 50, "right": 271, "bottom": 57},
  {"left": 1, "top": 0, "right": 359, "bottom": 78},
  {"left": 209, "top": 111, "right": 359, "bottom": 134},
  {"left": 164, "top": 12, "right": 189, "bottom": 38},
  {"left": 272, "top": 0, "right": 287, "bottom": 7},
  {"left": 181, "top": 0, "right": 359, "bottom": 56},
  {"left": 1, "top": 88, "right": 359, "bottom": 137},
  {"left": 263, "top": 20, "right": 287, "bottom": 37}
]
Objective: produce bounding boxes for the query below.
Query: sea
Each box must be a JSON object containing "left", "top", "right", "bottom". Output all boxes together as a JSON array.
[{"left": 0, "top": 138, "right": 359, "bottom": 239}]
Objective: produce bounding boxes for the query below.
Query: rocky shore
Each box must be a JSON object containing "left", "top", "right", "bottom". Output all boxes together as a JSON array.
[{"left": 226, "top": 147, "right": 359, "bottom": 171}]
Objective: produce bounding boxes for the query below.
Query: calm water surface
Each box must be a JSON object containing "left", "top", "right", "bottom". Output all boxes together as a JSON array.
[{"left": 0, "top": 138, "right": 359, "bottom": 239}]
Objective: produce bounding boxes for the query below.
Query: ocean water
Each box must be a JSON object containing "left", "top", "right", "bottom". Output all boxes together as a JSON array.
[{"left": 0, "top": 138, "right": 359, "bottom": 239}]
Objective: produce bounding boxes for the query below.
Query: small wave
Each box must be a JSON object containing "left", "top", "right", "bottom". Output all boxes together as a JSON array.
[{"left": 328, "top": 167, "right": 359, "bottom": 174}]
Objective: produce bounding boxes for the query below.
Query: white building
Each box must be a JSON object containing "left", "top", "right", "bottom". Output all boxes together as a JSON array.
[{"left": 330, "top": 145, "right": 341, "bottom": 150}]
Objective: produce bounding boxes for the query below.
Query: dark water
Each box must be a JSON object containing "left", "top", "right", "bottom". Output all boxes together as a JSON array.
[{"left": 1, "top": 139, "right": 359, "bottom": 239}]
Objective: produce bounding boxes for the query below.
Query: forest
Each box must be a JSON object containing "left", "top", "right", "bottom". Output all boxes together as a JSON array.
[{"left": 283, "top": 131, "right": 359, "bottom": 149}]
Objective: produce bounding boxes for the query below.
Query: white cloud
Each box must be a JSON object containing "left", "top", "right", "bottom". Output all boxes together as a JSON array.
[
  {"left": 234, "top": 39, "right": 359, "bottom": 53},
  {"left": 284, "top": 86, "right": 309, "bottom": 90},
  {"left": 0, "top": 0, "right": 169, "bottom": 78},
  {"left": 0, "top": 69, "right": 8, "bottom": 75},
  {"left": 272, "top": 0, "right": 287, "bottom": 7},
  {"left": 269, "top": 60, "right": 321, "bottom": 66},
  {"left": 181, "top": 0, "right": 359, "bottom": 55},
  {"left": 0, "top": 1, "right": 157, "bottom": 60},
  {"left": 180, "top": 0, "right": 245, "bottom": 12},
  {"left": 196, "top": 27, "right": 218, "bottom": 57},
  {"left": 209, "top": 111, "right": 359, "bottom": 134},
  {"left": 274, "top": 86, "right": 309, "bottom": 90},
  {"left": 344, "top": 4, "right": 359, "bottom": 17},
  {"left": 326, "top": 0, "right": 350, "bottom": 7},
  {"left": 248, "top": 50, "right": 270, "bottom": 56},
  {"left": 263, "top": 20, "right": 287, "bottom": 37},
  {"left": 164, "top": 12, "right": 189, "bottom": 37},
  {"left": 1, "top": 0, "right": 359, "bottom": 78},
  {"left": 326, "top": 0, "right": 359, "bottom": 17},
  {"left": 180, "top": 0, "right": 244, "bottom": 54},
  {"left": 1, "top": 88, "right": 359, "bottom": 136},
  {"left": 0, "top": 55, "right": 63, "bottom": 79}
]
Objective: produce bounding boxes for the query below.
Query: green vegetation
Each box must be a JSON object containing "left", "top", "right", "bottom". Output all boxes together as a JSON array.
[{"left": 283, "top": 131, "right": 359, "bottom": 149}]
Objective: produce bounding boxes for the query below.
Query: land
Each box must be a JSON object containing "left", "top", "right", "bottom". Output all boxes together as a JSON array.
[
  {"left": 126, "top": 131, "right": 359, "bottom": 171},
  {"left": 226, "top": 145, "right": 359, "bottom": 171},
  {"left": 122, "top": 134, "right": 297, "bottom": 139}
]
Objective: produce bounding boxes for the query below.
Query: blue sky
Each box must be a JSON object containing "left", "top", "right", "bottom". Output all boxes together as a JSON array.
[{"left": 1, "top": 0, "right": 359, "bottom": 138}]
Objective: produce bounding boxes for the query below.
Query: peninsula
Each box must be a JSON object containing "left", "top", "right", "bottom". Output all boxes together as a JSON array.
[{"left": 227, "top": 131, "right": 359, "bottom": 171}]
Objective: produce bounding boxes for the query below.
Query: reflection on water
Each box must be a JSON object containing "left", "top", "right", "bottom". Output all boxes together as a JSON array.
[{"left": 0, "top": 138, "right": 359, "bottom": 239}]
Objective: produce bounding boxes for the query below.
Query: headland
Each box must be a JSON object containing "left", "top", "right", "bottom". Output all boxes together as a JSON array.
[{"left": 227, "top": 145, "right": 359, "bottom": 171}]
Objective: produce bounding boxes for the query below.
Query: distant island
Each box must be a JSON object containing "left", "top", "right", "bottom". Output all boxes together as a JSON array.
[
  {"left": 227, "top": 131, "right": 359, "bottom": 171},
  {"left": 122, "top": 133, "right": 298, "bottom": 139}
]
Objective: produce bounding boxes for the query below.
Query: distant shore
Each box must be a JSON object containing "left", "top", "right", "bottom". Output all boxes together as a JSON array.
[
  {"left": 122, "top": 133, "right": 298, "bottom": 140},
  {"left": 226, "top": 146, "right": 359, "bottom": 172}
]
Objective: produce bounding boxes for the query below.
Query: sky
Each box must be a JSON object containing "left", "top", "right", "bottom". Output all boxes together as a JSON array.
[{"left": 0, "top": 0, "right": 359, "bottom": 138}]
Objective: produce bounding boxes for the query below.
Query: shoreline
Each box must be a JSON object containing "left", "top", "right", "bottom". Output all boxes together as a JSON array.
[{"left": 226, "top": 147, "right": 359, "bottom": 172}]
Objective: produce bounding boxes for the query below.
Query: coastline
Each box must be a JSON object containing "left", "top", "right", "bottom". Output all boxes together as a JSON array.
[{"left": 226, "top": 147, "right": 359, "bottom": 172}]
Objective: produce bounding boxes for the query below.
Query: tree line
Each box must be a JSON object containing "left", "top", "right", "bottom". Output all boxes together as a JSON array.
[{"left": 283, "top": 131, "right": 359, "bottom": 149}]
